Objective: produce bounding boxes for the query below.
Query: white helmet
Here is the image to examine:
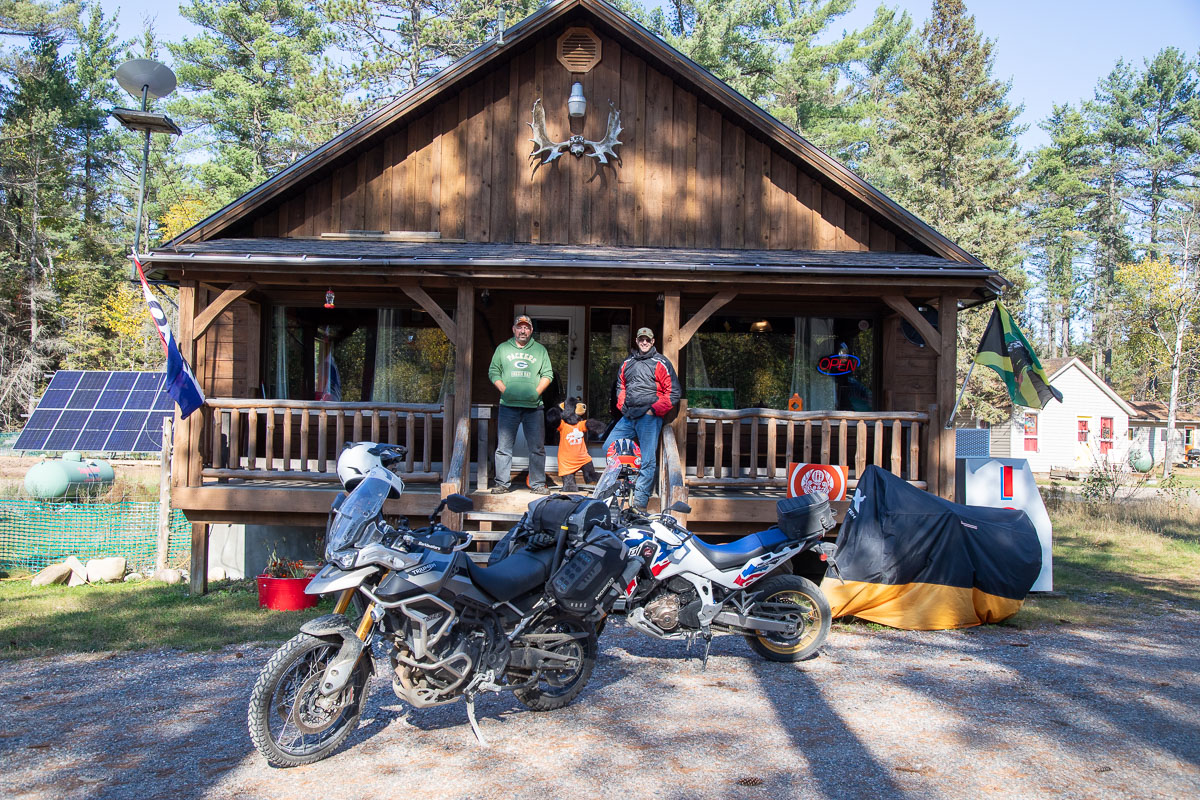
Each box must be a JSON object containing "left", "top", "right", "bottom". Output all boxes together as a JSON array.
[{"left": 336, "top": 442, "right": 404, "bottom": 496}]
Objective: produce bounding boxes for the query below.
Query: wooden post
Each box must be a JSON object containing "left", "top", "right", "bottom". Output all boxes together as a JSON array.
[
  {"left": 662, "top": 289, "right": 682, "bottom": 503},
  {"left": 155, "top": 417, "right": 173, "bottom": 573},
  {"left": 937, "top": 294, "right": 958, "bottom": 499},
  {"left": 190, "top": 522, "right": 208, "bottom": 595},
  {"left": 173, "top": 282, "right": 197, "bottom": 489},
  {"left": 449, "top": 284, "right": 474, "bottom": 497}
]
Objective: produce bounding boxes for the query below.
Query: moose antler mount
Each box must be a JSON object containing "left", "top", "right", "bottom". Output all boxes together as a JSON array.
[{"left": 528, "top": 98, "right": 623, "bottom": 166}]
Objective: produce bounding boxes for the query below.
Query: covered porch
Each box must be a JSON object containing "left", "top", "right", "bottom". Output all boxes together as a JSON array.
[{"left": 149, "top": 240, "right": 993, "bottom": 593}]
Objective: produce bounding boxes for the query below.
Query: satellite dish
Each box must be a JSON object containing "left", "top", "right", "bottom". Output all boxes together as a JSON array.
[{"left": 116, "top": 59, "right": 177, "bottom": 101}]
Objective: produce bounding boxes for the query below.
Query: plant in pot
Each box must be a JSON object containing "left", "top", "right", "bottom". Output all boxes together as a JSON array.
[{"left": 256, "top": 549, "right": 318, "bottom": 611}]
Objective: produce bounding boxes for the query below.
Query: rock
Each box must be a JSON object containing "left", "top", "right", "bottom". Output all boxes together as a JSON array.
[
  {"left": 67, "top": 570, "right": 88, "bottom": 587},
  {"left": 64, "top": 556, "right": 87, "bottom": 583},
  {"left": 123, "top": 572, "right": 145, "bottom": 582},
  {"left": 209, "top": 566, "right": 227, "bottom": 581},
  {"left": 152, "top": 568, "right": 183, "bottom": 585},
  {"left": 86, "top": 557, "right": 126, "bottom": 583},
  {"left": 31, "top": 563, "right": 72, "bottom": 587}
]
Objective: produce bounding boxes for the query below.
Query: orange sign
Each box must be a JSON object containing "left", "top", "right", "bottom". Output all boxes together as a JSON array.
[{"left": 787, "top": 463, "right": 848, "bottom": 501}]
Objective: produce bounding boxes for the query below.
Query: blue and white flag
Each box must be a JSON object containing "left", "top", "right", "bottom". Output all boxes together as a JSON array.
[{"left": 133, "top": 252, "right": 205, "bottom": 418}]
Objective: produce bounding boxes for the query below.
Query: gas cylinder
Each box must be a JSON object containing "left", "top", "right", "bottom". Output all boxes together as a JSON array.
[{"left": 25, "top": 452, "right": 115, "bottom": 499}]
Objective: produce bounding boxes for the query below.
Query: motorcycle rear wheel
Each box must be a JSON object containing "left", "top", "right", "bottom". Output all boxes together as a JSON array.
[
  {"left": 513, "top": 616, "right": 598, "bottom": 712},
  {"left": 743, "top": 575, "right": 831, "bottom": 662},
  {"left": 247, "top": 632, "right": 370, "bottom": 767}
]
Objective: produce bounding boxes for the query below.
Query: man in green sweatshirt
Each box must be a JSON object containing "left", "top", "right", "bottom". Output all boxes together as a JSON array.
[{"left": 488, "top": 314, "right": 554, "bottom": 494}]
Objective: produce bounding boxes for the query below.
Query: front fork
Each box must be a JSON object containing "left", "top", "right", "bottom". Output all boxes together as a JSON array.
[{"left": 332, "top": 587, "right": 377, "bottom": 642}]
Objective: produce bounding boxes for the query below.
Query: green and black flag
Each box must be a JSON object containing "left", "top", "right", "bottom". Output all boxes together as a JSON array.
[{"left": 974, "top": 303, "right": 1063, "bottom": 409}]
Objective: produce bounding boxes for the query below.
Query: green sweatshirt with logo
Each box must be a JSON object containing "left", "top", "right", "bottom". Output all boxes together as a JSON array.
[{"left": 488, "top": 338, "right": 554, "bottom": 408}]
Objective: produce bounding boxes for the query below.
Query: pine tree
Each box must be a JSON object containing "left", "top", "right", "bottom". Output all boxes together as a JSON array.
[
  {"left": 325, "top": 0, "right": 543, "bottom": 107},
  {"left": 874, "top": 0, "right": 1027, "bottom": 423},
  {"left": 169, "top": 0, "right": 353, "bottom": 209}
]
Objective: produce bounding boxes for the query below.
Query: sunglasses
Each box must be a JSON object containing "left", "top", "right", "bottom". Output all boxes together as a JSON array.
[{"left": 637, "top": 336, "right": 653, "bottom": 343}]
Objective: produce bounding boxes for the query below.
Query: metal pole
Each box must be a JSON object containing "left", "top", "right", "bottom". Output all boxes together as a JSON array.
[
  {"left": 132, "top": 84, "right": 150, "bottom": 258},
  {"left": 945, "top": 359, "right": 976, "bottom": 429}
]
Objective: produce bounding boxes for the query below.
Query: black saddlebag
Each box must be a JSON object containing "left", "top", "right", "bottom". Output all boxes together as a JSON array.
[
  {"left": 776, "top": 492, "right": 836, "bottom": 544},
  {"left": 527, "top": 494, "right": 611, "bottom": 543},
  {"left": 548, "top": 527, "right": 628, "bottom": 615}
]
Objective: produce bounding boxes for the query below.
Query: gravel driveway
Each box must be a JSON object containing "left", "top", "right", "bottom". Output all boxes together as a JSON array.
[{"left": 3, "top": 612, "right": 1198, "bottom": 800}]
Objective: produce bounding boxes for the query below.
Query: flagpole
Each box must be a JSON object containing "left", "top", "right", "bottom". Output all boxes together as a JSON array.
[{"left": 945, "top": 360, "right": 975, "bottom": 429}]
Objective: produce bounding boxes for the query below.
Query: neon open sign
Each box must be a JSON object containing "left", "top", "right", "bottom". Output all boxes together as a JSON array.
[{"left": 817, "top": 354, "right": 859, "bottom": 376}]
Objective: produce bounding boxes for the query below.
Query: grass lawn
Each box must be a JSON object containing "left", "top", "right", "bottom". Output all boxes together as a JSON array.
[
  {"left": 0, "top": 577, "right": 344, "bottom": 660},
  {"left": 3, "top": 499, "right": 1199, "bottom": 657},
  {"left": 1009, "top": 499, "right": 1200, "bottom": 629}
]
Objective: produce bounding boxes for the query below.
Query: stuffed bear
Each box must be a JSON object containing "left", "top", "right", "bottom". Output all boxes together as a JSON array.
[{"left": 546, "top": 397, "right": 600, "bottom": 492}]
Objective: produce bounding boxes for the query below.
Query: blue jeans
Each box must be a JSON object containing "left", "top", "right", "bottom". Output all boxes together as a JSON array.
[
  {"left": 602, "top": 412, "right": 662, "bottom": 507},
  {"left": 494, "top": 405, "right": 546, "bottom": 489}
]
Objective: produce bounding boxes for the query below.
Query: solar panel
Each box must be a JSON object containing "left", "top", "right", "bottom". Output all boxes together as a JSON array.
[{"left": 13, "top": 370, "right": 179, "bottom": 454}]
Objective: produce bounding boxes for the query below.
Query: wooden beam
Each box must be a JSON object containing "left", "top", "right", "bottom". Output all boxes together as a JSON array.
[
  {"left": 882, "top": 295, "right": 941, "bottom": 355},
  {"left": 449, "top": 284, "right": 475, "bottom": 491},
  {"left": 402, "top": 284, "right": 457, "bottom": 341},
  {"left": 190, "top": 522, "right": 208, "bottom": 595},
  {"left": 936, "top": 294, "right": 958, "bottom": 500},
  {"left": 678, "top": 289, "right": 737, "bottom": 347},
  {"left": 192, "top": 282, "right": 257, "bottom": 341}
]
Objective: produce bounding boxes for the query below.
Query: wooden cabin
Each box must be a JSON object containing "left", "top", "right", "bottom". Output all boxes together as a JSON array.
[{"left": 145, "top": 0, "right": 1005, "bottom": 593}]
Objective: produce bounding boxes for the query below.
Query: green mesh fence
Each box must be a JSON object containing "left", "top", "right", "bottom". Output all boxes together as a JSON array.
[{"left": 0, "top": 501, "right": 191, "bottom": 574}]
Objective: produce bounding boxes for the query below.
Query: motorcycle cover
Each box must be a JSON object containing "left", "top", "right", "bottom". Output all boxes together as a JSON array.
[{"left": 820, "top": 466, "right": 1041, "bottom": 630}]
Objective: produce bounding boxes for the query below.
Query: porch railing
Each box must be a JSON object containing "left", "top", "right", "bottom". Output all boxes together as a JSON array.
[
  {"left": 198, "top": 397, "right": 452, "bottom": 484},
  {"left": 686, "top": 408, "right": 928, "bottom": 490}
]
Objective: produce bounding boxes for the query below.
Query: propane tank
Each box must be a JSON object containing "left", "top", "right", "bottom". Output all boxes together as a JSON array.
[{"left": 25, "top": 452, "right": 115, "bottom": 499}]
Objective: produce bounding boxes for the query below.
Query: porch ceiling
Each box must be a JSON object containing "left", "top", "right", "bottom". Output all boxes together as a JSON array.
[{"left": 144, "top": 238, "right": 1006, "bottom": 299}]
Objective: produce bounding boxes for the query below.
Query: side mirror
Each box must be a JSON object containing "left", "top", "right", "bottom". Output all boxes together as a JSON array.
[
  {"left": 331, "top": 493, "right": 346, "bottom": 512},
  {"left": 445, "top": 493, "right": 474, "bottom": 513},
  {"left": 669, "top": 500, "right": 692, "bottom": 514}
]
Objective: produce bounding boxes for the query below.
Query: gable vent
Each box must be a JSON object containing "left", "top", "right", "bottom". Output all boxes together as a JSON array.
[{"left": 557, "top": 27, "right": 601, "bottom": 73}]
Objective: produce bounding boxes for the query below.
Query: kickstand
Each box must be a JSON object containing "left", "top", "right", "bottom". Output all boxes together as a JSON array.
[
  {"left": 700, "top": 633, "right": 713, "bottom": 671},
  {"left": 465, "top": 697, "right": 488, "bottom": 748}
]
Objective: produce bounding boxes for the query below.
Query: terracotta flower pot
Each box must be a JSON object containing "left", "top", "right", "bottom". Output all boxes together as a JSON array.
[{"left": 256, "top": 575, "right": 318, "bottom": 611}]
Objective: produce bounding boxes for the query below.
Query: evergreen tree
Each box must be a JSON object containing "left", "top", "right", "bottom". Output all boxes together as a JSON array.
[
  {"left": 169, "top": 0, "right": 353, "bottom": 210},
  {"left": 1026, "top": 104, "right": 1096, "bottom": 358},
  {"left": 325, "top": 0, "right": 543, "bottom": 107},
  {"left": 874, "top": 0, "right": 1026, "bottom": 422}
]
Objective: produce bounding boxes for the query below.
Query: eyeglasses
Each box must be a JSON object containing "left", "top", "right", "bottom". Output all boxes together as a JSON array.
[{"left": 636, "top": 336, "right": 653, "bottom": 343}]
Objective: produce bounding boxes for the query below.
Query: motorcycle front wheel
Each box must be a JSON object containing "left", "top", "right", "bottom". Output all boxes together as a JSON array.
[
  {"left": 247, "top": 632, "right": 370, "bottom": 767},
  {"left": 743, "top": 575, "right": 832, "bottom": 663}
]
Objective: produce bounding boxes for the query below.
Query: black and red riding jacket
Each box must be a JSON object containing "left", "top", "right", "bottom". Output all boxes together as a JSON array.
[{"left": 615, "top": 347, "right": 680, "bottom": 419}]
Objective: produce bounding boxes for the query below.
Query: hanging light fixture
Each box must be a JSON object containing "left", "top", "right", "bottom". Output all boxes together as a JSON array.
[
  {"left": 324, "top": 289, "right": 335, "bottom": 309},
  {"left": 750, "top": 319, "right": 772, "bottom": 333}
]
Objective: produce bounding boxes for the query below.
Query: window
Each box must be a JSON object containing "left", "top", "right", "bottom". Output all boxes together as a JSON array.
[
  {"left": 1078, "top": 419, "right": 1089, "bottom": 443},
  {"left": 1100, "top": 417, "right": 1114, "bottom": 455},
  {"left": 267, "top": 306, "right": 453, "bottom": 403},
  {"left": 685, "top": 315, "right": 876, "bottom": 411},
  {"left": 1023, "top": 413, "right": 1038, "bottom": 452},
  {"left": 1186, "top": 428, "right": 1196, "bottom": 448}
]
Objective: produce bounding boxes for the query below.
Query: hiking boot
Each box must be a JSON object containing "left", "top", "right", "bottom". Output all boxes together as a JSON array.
[
  {"left": 490, "top": 485, "right": 512, "bottom": 494},
  {"left": 529, "top": 485, "right": 551, "bottom": 495}
]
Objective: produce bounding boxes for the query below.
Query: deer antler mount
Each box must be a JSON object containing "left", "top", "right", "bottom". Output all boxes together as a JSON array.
[{"left": 528, "top": 99, "right": 623, "bottom": 166}]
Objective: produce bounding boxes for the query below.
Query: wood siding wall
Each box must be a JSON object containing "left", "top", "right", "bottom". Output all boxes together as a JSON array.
[
  {"left": 880, "top": 316, "right": 936, "bottom": 414},
  {"left": 197, "top": 294, "right": 259, "bottom": 398},
  {"left": 234, "top": 30, "right": 914, "bottom": 253}
]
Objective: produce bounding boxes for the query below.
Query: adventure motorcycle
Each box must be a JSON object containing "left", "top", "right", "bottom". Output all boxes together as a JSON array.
[
  {"left": 598, "top": 457, "right": 839, "bottom": 664},
  {"left": 247, "top": 442, "right": 638, "bottom": 767}
]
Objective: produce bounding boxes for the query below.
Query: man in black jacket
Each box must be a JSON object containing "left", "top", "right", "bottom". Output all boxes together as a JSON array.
[{"left": 602, "top": 327, "right": 680, "bottom": 511}]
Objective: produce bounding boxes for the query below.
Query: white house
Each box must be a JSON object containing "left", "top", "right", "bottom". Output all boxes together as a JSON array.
[
  {"left": 1128, "top": 400, "right": 1200, "bottom": 467},
  {"left": 989, "top": 358, "right": 1136, "bottom": 474}
]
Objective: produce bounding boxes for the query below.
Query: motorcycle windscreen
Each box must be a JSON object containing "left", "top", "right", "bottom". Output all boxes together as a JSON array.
[
  {"left": 325, "top": 474, "right": 392, "bottom": 557},
  {"left": 591, "top": 463, "right": 621, "bottom": 502}
]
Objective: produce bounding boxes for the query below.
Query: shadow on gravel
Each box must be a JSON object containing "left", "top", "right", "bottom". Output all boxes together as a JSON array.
[{"left": 927, "top": 625, "right": 1200, "bottom": 771}]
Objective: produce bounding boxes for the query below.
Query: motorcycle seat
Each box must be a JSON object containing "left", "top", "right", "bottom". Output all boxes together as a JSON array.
[
  {"left": 690, "top": 528, "right": 789, "bottom": 571},
  {"left": 465, "top": 546, "right": 556, "bottom": 603}
]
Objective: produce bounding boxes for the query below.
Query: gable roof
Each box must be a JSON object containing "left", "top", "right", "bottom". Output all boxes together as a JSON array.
[
  {"left": 166, "top": 0, "right": 984, "bottom": 266},
  {"left": 1047, "top": 358, "right": 1137, "bottom": 417},
  {"left": 1128, "top": 400, "right": 1200, "bottom": 424}
]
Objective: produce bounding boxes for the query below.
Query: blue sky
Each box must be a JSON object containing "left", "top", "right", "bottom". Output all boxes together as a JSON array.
[{"left": 107, "top": 0, "right": 1199, "bottom": 153}]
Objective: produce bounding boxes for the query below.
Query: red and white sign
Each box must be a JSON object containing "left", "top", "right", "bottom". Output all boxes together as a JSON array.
[{"left": 787, "top": 463, "right": 848, "bottom": 501}]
